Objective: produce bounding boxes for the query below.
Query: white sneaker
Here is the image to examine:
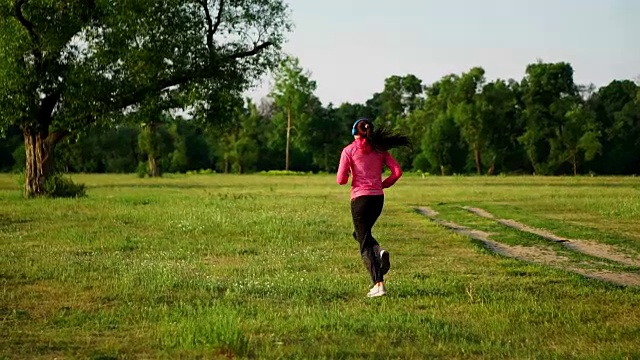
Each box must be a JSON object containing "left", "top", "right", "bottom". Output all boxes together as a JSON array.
[{"left": 367, "top": 284, "right": 387, "bottom": 298}]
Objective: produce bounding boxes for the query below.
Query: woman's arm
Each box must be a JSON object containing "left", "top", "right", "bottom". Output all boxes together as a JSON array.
[
  {"left": 336, "top": 149, "right": 351, "bottom": 185},
  {"left": 382, "top": 152, "right": 402, "bottom": 189}
]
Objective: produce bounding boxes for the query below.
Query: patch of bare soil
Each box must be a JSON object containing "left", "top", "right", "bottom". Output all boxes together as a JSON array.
[
  {"left": 416, "top": 207, "right": 440, "bottom": 218},
  {"left": 569, "top": 268, "right": 640, "bottom": 287},
  {"left": 464, "top": 207, "right": 640, "bottom": 267},
  {"left": 416, "top": 207, "right": 640, "bottom": 287}
]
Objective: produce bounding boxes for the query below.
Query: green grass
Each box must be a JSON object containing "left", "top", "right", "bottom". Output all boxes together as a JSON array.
[{"left": 1, "top": 173, "right": 640, "bottom": 359}]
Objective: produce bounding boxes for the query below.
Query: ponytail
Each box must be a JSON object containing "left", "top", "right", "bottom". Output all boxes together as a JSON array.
[{"left": 355, "top": 119, "right": 410, "bottom": 152}]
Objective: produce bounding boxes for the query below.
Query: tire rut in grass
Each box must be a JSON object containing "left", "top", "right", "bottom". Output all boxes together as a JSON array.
[
  {"left": 416, "top": 207, "right": 640, "bottom": 287},
  {"left": 463, "top": 206, "right": 640, "bottom": 268}
]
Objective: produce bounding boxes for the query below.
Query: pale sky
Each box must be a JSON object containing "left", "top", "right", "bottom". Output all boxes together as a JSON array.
[{"left": 247, "top": 0, "right": 640, "bottom": 105}]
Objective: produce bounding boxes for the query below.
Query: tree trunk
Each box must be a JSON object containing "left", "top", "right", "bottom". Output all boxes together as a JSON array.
[
  {"left": 474, "top": 147, "right": 483, "bottom": 175},
  {"left": 285, "top": 103, "right": 291, "bottom": 171},
  {"left": 148, "top": 156, "right": 160, "bottom": 177},
  {"left": 487, "top": 163, "right": 496, "bottom": 176},
  {"left": 573, "top": 154, "right": 577, "bottom": 176},
  {"left": 23, "top": 127, "right": 65, "bottom": 198}
]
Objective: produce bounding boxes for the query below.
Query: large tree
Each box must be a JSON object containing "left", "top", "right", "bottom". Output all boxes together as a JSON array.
[
  {"left": 0, "top": 0, "right": 291, "bottom": 197},
  {"left": 478, "top": 79, "right": 520, "bottom": 175},
  {"left": 419, "top": 74, "right": 467, "bottom": 175},
  {"left": 372, "top": 74, "right": 424, "bottom": 168},
  {"left": 588, "top": 80, "right": 640, "bottom": 174},
  {"left": 451, "top": 67, "right": 486, "bottom": 174},
  {"left": 518, "top": 62, "right": 579, "bottom": 174}
]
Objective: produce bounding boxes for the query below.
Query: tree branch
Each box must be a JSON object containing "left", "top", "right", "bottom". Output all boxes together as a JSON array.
[
  {"left": 212, "top": 0, "right": 224, "bottom": 35},
  {"left": 108, "top": 40, "right": 272, "bottom": 114},
  {"left": 14, "top": 0, "right": 37, "bottom": 43},
  {"left": 46, "top": 129, "right": 71, "bottom": 146},
  {"left": 14, "top": 0, "right": 43, "bottom": 65},
  {"left": 201, "top": 0, "right": 224, "bottom": 51},
  {"left": 201, "top": 0, "right": 214, "bottom": 50},
  {"left": 111, "top": 68, "right": 208, "bottom": 112},
  {"left": 227, "top": 41, "right": 274, "bottom": 60},
  {"left": 39, "top": 93, "right": 61, "bottom": 122}
]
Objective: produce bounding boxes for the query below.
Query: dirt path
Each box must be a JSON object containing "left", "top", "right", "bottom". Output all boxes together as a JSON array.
[
  {"left": 463, "top": 207, "right": 640, "bottom": 267},
  {"left": 416, "top": 207, "right": 640, "bottom": 287}
]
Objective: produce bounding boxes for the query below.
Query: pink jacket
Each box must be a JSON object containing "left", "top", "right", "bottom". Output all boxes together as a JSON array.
[{"left": 336, "top": 138, "right": 403, "bottom": 199}]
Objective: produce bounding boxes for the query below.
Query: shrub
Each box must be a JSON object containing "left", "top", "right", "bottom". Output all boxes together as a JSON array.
[
  {"left": 43, "top": 174, "right": 87, "bottom": 198},
  {"left": 136, "top": 162, "right": 148, "bottom": 178}
]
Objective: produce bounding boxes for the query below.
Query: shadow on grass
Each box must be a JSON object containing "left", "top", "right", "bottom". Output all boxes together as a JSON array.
[{"left": 0, "top": 214, "right": 30, "bottom": 227}]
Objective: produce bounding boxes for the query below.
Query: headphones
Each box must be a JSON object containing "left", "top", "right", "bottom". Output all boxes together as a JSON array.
[{"left": 351, "top": 118, "right": 370, "bottom": 136}]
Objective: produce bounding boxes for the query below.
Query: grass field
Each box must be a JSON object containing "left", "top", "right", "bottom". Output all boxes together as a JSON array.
[{"left": 1, "top": 173, "right": 640, "bottom": 359}]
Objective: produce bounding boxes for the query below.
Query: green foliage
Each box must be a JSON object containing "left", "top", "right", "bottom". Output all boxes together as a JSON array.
[
  {"left": 269, "top": 56, "right": 318, "bottom": 170},
  {"left": 2, "top": 56, "right": 639, "bottom": 177},
  {"left": 518, "top": 62, "right": 580, "bottom": 174},
  {"left": 10, "top": 143, "right": 26, "bottom": 172},
  {"left": 42, "top": 173, "right": 86, "bottom": 198},
  {"left": 0, "top": 126, "right": 22, "bottom": 172},
  {"left": 478, "top": 79, "right": 522, "bottom": 174},
  {"left": 0, "top": 0, "right": 291, "bottom": 196},
  {"left": 138, "top": 118, "right": 174, "bottom": 177},
  {"left": 550, "top": 103, "right": 602, "bottom": 175},
  {"left": 136, "top": 162, "right": 148, "bottom": 178},
  {"left": 211, "top": 98, "right": 263, "bottom": 174},
  {"left": 451, "top": 67, "right": 487, "bottom": 174},
  {"left": 368, "top": 74, "right": 425, "bottom": 169}
]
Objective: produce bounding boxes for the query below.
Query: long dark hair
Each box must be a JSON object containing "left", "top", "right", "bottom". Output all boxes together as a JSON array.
[{"left": 355, "top": 119, "right": 410, "bottom": 152}]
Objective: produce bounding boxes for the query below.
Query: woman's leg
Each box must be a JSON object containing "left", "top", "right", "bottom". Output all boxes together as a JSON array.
[{"left": 351, "top": 195, "right": 385, "bottom": 284}]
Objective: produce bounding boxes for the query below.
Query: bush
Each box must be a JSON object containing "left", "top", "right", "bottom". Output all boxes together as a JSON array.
[
  {"left": 43, "top": 174, "right": 87, "bottom": 198},
  {"left": 136, "top": 162, "right": 148, "bottom": 178}
]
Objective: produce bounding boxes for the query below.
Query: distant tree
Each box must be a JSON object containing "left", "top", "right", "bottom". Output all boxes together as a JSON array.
[
  {"left": 101, "top": 126, "right": 140, "bottom": 173},
  {"left": 478, "top": 79, "right": 520, "bottom": 175},
  {"left": 213, "top": 99, "right": 265, "bottom": 174},
  {"left": 306, "top": 102, "right": 343, "bottom": 172},
  {"left": 374, "top": 75, "right": 424, "bottom": 168},
  {"left": 588, "top": 80, "right": 640, "bottom": 174},
  {"left": 423, "top": 114, "right": 464, "bottom": 175},
  {"left": 518, "top": 62, "right": 579, "bottom": 174},
  {"left": 269, "top": 56, "right": 317, "bottom": 171},
  {"left": 551, "top": 103, "right": 601, "bottom": 175},
  {"left": 137, "top": 113, "right": 173, "bottom": 177},
  {"left": 0, "top": 126, "right": 23, "bottom": 172},
  {"left": 452, "top": 67, "right": 487, "bottom": 174},
  {"left": 378, "top": 75, "right": 424, "bottom": 121},
  {"left": 166, "top": 118, "right": 212, "bottom": 173},
  {"left": 419, "top": 75, "right": 467, "bottom": 175}
]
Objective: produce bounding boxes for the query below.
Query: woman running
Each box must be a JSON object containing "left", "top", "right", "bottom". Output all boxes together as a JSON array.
[{"left": 337, "top": 118, "right": 410, "bottom": 298}]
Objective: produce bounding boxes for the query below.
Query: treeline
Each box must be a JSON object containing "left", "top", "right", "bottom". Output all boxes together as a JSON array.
[{"left": 1, "top": 60, "right": 639, "bottom": 176}]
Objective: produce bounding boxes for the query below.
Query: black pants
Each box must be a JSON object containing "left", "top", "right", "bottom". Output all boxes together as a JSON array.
[{"left": 351, "top": 195, "right": 384, "bottom": 284}]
